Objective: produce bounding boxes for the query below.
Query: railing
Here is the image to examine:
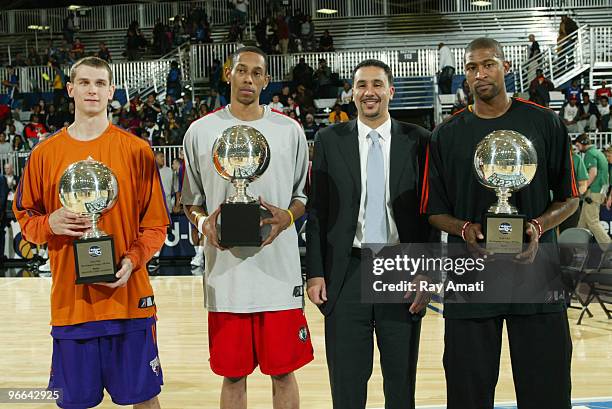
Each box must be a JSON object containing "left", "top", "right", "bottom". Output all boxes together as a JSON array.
[
  {"left": 438, "top": 0, "right": 611, "bottom": 12},
  {"left": 593, "top": 26, "right": 612, "bottom": 64},
  {"left": 190, "top": 42, "right": 239, "bottom": 80},
  {"left": 190, "top": 43, "right": 528, "bottom": 83},
  {"left": 0, "top": 56, "right": 182, "bottom": 95},
  {"left": 518, "top": 25, "right": 591, "bottom": 91},
  {"left": 2, "top": 0, "right": 610, "bottom": 34}
]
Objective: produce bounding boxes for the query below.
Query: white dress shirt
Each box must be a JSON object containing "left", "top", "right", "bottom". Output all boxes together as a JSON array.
[
  {"left": 439, "top": 45, "right": 454, "bottom": 69},
  {"left": 353, "top": 117, "right": 400, "bottom": 248}
]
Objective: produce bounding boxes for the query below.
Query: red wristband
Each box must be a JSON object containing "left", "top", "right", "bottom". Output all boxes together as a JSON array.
[
  {"left": 461, "top": 221, "right": 472, "bottom": 242},
  {"left": 529, "top": 219, "right": 543, "bottom": 238}
]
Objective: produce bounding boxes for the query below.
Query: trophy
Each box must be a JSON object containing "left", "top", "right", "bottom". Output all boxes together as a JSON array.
[
  {"left": 212, "top": 125, "right": 271, "bottom": 247},
  {"left": 473, "top": 130, "right": 538, "bottom": 253},
  {"left": 59, "top": 158, "right": 119, "bottom": 284}
]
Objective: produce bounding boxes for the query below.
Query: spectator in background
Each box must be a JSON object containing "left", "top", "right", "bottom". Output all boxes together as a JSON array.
[
  {"left": 279, "top": 85, "right": 291, "bottom": 106},
  {"left": 194, "top": 21, "right": 212, "bottom": 44},
  {"left": 198, "top": 103, "right": 210, "bottom": 118},
  {"left": 268, "top": 94, "right": 284, "bottom": 111},
  {"left": 12, "top": 135, "right": 27, "bottom": 152},
  {"left": 319, "top": 29, "right": 334, "bottom": 51},
  {"left": 205, "top": 89, "right": 226, "bottom": 110},
  {"left": 284, "top": 96, "right": 301, "bottom": 119},
  {"left": 166, "top": 61, "right": 182, "bottom": 99},
  {"left": 50, "top": 62, "right": 66, "bottom": 107},
  {"left": 295, "top": 84, "right": 315, "bottom": 114},
  {"left": 454, "top": 78, "right": 471, "bottom": 112},
  {"left": 63, "top": 101, "right": 75, "bottom": 125},
  {"left": 596, "top": 80, "right": 612, "bottom": 101},
  {"left": 4, "top": 162, "right": 18, "bottom": 192},
  {"left": 143, "top": 94, "right": 162, "bottom": 123},
  {"left": 528, "top": 68, "right": 555, "bottom": 107},
  {"left": 579, "top": 92, "right": 599, "bottom": 132},
  {"left": 227, "top": 18, "right": 243, "bottom": 43},
  {"left": 231, "top": 0, "right": 249, "bottom": 27},
  {"left": 314, "top": 58, "right": 333, "bottom": 98},
  {"left": 161, "top": 95, "right": 178, "bottom": 117},
  {"left": 155, "top": 151, "right": 173, "bottom": 210},
  {"left": 6, "top": 113, "right": 24, "bottom": 136},
  {"left": 0, "top": 132, "right": 11, "bottom": 154},
  {"left": 438, "top": 42, "right": 454, "bottom": 94},
  {"left": 300, "top": 15, "right": 315, "bottom": 51},
  {"left": 28, "top": 47, "right": 42, "bottom": 66},
  {"left": 558, "top": 15, "right": 578, "bottom": 45},
  {"left": 288, "top": 110, "right": 300, "bottom": 123},
  {"left": 71, "top": 38, "right": 85, "bottom": 59},
  {"left": 597, "top": 95, "right": 611, "bottom": 131},
  {"left": 179, "top": 94, "right": 194, "bottom": 116},
  {"left": 293, "top": 57, "right": 314, "bottom": 89},
  {"left": 559, "top": 96, "right": 582, "bottom": 133},
  {"left": 574, "top": 133, "right": 610, "bottom": 249},
  {"left": 144, "top": 120, "right": 161, "bottom": 145},
  {"left": 565, "top": 79, "right": 582, "bottom": 103},
  {"left": 2, "top": 66, "right": 19, "bottom": 109},
  {"left": 210, "top": 59, "right": 222, "bottom": 92},
  {"left": 23, "top": 114, "right": 48, "bottom": 147},
  {"left": 339, "top": 81, "right": 355, "bottom": 117},
  {"left": 5, "top": 124, "right": 18, "bottom": 143},
  {"left": 302, "top": 113, "right": 318, "bottom": 141},
  {"left": 528, "top": 34, "right": 540, "bottom": 59},
  {"left": 97, "top": 42, "right": 112, "bottom": 62},
  {"left": 328, "top": 103, "right": 349, "bottom": 123},
  {"left": 276, "top": 13, "right": 290, "bottom": 54},
  {"left": 126, "top": 22, "right": 147, "bottom": 61},
  {"left": 170, "top": 157, "right": 183, "bottom": 213},
  {"left": 46, "top": 104, "right": 64, "bottom": 130},
  {"left": 62, "top": 12, "right": 77, "bottom": 44}
]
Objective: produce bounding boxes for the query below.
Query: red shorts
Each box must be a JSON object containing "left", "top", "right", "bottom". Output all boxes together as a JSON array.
[{"left": 208, "top": 308, "right": 314, "bottom": 377}]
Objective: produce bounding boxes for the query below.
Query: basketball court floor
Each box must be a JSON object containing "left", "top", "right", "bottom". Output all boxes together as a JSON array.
[{"left": 1, "top": 274, "right": 610, "bottom": 408}]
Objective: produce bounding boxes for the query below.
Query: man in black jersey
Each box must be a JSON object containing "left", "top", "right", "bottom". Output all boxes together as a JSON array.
[{"left": 423, "top": 37, "right": 579, "bottom": 409}]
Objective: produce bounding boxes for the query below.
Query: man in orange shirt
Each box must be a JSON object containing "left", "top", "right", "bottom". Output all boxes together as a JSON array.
[{"left": 14, "top": 56, "right": 169, "bottom": 409}]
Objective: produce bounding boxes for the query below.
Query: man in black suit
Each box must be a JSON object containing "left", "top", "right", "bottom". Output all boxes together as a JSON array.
[{"left": 306, "top": 59, "right": 432, "bottom": 409}]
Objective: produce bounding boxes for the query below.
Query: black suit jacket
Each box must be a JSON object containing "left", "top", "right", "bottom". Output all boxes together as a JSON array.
[{"left": 306, "top": 119, "right": 433, "bottom": 315}]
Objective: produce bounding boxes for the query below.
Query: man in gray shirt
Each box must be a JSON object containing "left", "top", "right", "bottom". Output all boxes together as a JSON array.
[
  {"left": 181, "top": 46, "right": 312, "bottom": 409},
  {"left": 155, "top": 151, "right": 173, "bottom": 209}
]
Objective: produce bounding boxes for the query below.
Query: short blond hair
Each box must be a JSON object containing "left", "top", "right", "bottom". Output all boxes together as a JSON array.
[{"left": 69, "top": 56, "right": 113, "bottom": 84}]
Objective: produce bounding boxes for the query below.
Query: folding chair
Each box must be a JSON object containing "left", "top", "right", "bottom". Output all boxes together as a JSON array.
[
  {"left": 578, "top": 244, "right": 612, "bottom": 325},
  {"left": 557, "top": 228, "right": 594, "bottom": 321}
]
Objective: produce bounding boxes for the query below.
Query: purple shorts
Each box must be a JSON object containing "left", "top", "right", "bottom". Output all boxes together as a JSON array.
[{"left": 48, "top": 319, "right": 163, "bottom": 409}]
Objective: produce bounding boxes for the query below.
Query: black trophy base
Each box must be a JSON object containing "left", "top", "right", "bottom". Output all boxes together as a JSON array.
[
  {"left": 483, "top": 213, "right": 526, "bottom": 254},
  {"left": 73, "top": 236, "right": 118, "bottom": 284},
  {"left": 220, "top": 202, "right": 262, "bottom": 247}
]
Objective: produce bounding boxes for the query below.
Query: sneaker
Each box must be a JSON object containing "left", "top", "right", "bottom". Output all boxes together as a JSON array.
[
  {"left": 191, "top": 252, "right": 204, "bottom": 268},
  {"left": 38, "top": 259, "right": 51, "bottom": 272}
]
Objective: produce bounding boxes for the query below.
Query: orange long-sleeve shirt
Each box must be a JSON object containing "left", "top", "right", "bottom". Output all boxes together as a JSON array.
[{"left": 14, "top": 124, "right": 169, "bottom": 326}]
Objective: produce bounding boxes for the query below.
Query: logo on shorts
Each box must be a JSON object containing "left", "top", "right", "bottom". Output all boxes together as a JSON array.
[
  {"left": 293, "top": 285, "right": 304, "bottom": 297},
  {"left": 149, "top": 356, "right": 161, "bottom": 376},
  {"left": 298, "top": 326, "right": 309, "bottom": 342},
  {"left": 88, "top": 246, "right": 102, "bottom": 257},
  {"left": 139, "top": 296, "right": 155, "bottom": 308},
  {"left": 498, "top": 222, "right": 512, "bottom": 235}
]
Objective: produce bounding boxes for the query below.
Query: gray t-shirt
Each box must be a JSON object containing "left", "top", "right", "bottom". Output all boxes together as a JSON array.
[
  {"left": 182, "top": 105, "right": 309, "bottom": 313},
  {"left": 158, "top": 165, "right": 173, "bottom": 209}
]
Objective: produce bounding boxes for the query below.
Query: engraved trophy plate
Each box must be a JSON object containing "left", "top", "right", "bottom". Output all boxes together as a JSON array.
[
  {"left": 59, "top": 158, "right": 119, "bottom": 284},
  {"left": 473, "top": 130, "right": 538, "bottom": 253},
  {"left": 212, "top": 125, "right": 271, "bottom": 247}
]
